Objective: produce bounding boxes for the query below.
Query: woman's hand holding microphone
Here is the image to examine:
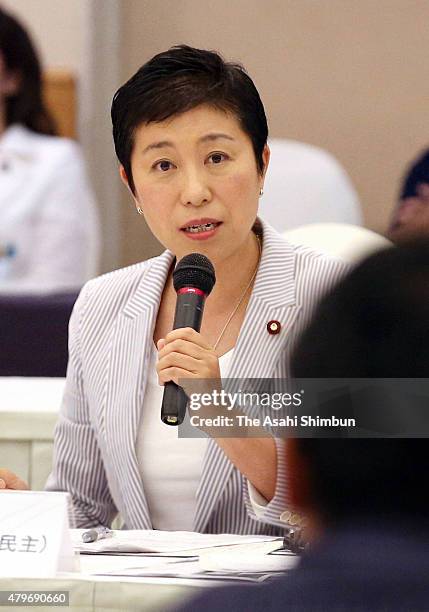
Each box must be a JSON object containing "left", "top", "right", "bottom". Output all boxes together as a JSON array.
[{"left": 156, "top": 327, "right": 222, "bottom": 398}]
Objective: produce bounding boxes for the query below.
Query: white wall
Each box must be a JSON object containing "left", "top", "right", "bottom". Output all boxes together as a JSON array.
[{"left": 1, "top": 0, "right": 87, "bottom": 74}]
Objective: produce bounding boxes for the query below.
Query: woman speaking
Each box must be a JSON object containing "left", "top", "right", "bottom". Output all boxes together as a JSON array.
[{"left": 1, "top": 46, "right": 344, "bottom": 534}]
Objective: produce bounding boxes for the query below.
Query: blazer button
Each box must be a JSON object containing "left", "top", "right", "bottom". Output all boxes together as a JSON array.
[
  {"left": 289, "top": 513, "right": 303, "bottom": 526},
  {"left": 280, "top": 510, "right": 306, "bottom": 527},
  {"left": 267, "top": 320, "right": 281, "bottom": 335},
  {"left": 279, "top": 510, "right": 292, "bottom": 524}
]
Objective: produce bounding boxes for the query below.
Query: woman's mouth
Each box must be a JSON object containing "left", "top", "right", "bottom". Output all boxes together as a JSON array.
[
  {"left": 180, "top": 220, "right": 222, "bottom": 240},
  {"left": 184, "top": 222, "right": 219, "bottom": 233}
]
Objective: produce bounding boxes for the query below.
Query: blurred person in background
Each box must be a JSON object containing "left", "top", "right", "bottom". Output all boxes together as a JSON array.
[
  {"left": 387, "top": 148, "right": 429, "bottom": 244},
  {"left": 180, "top": 240, "right": 429, "bottom": 611},
  {"left": 0, "top": 6, "right": 100, "bottom": 293}
]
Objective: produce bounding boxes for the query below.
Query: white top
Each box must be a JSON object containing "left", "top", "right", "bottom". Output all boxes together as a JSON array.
[
  {"left": 137, "top": 345, "right": 234, "bottom": 531},
  {"left": 0, "top": 124, "right": 100, "bottom": 293}
]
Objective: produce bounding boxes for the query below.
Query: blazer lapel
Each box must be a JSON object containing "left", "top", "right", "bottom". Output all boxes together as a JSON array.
[
  {"left": 194, "top": 221, "right": 301, "bottom": 532},
  {"left": 104, "top": 250, "right": 174, "bottom": 529}
]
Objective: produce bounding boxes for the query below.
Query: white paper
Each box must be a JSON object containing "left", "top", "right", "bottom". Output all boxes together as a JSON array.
[
  {"left": 97, "top": 557, "right": 290, "bottom": 583},
  {"left": 71, "top": 535, "right": 296, "bottom": 585},
  {"left": 199, "top": 540, "right": 299, "bottom": 572},
  {"left": 0, "top": 490, "right": 75, "bottom": 577},
  {"left": 79, "top": 555, "right": 194, "bottom": 576},
  {"left": 0, "top": 377, "right": 65, "bottom": 412},
  {"left": 71, "top": 529, "right": 279, "bottom": 554}
]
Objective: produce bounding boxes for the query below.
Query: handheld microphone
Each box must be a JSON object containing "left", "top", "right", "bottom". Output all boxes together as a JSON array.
[{"left": 161, "top": 253, "right": 216, "bottom": 426}]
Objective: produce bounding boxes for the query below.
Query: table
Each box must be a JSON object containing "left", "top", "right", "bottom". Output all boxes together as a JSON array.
[
  {"left": 0, "top": 377, "right": 64, "bottom": 489},
  {"left": 0, "top": 572, "right": 199, "bottom": 611},
  {"left": 0, "top": 576, "right": 199, "bottom": 611},
  {"left": 0, "top": 543, "right": 296, "bottom": 611}
]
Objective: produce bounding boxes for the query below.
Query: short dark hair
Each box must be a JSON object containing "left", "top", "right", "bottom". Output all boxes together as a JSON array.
[
  {"left": 399, "top": 148, "right": 429, "bottom": 200},
  {"left": 290, "top": 241, "right": 429, "bottom": 526},
  {"left": 0, "top": 8, "right": 56, "bottom": 135},
  {"left": 111, "top": 45, "right": 268, "bottom": 194}
]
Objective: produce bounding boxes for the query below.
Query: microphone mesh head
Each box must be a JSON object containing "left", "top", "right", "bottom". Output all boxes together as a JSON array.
[{"left": 173, "top": 253, "right": 216, "bottom": 296}]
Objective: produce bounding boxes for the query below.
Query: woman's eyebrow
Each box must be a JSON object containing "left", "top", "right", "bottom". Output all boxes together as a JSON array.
[
  {"left": 199, "top": 133, "right": 235, "bottom": 144},
  {"left": 141, "top": 140, "right": 175, "bottom": 155}
]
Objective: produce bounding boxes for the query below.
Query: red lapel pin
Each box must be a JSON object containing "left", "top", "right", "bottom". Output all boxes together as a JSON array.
[{"left": 267, "top": 320, "right": 281, "bottom": 335}]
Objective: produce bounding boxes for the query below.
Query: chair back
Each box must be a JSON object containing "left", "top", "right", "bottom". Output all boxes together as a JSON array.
[
  {"left": 261, "top": 139, "right": 363, "bottom": 231},
  {"left": 282, "top": 223, "right": 392, "bottom": 264}
]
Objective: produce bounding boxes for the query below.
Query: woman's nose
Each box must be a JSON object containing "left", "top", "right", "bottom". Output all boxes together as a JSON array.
[{"left": 180, "top": 170, "right": 211, "bottom": 207}]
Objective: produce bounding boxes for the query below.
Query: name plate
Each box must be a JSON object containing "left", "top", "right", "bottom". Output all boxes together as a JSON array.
[{"left": 0, "top": 490, "right": 75, "bottom": 577}]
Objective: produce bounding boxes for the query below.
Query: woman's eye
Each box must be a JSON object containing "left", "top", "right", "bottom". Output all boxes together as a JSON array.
[
  {"left": 154, "top": 160, "right": 173, "bottom": 172},
  {"left": 208, "top": 153, "right": 227, "bottom": 164}
]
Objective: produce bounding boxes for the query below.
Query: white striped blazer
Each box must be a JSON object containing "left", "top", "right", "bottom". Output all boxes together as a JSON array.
[{"left": 45, "top": 219, "right": 345, "bottom": 533}]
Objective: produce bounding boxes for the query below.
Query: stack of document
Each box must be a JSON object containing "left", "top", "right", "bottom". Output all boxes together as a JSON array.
[
  {"left": 72, "top": 529, "right": 281, "bottom": 555},
  {"left": 71, "top": 530, "right": 298, "bottom": 583}
]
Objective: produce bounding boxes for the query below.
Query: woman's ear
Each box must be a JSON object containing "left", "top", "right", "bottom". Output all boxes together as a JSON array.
[
  {"left": 0, "top": 68, "right": 21, "bottom": 97},
  {"left": 119, "top": 165, "right": 137, "bottom": 199},
  {"left": 119, "top": 165, "right": 130, "bottom": 189},
  {"left": 261, "top": 143, "right": 270, "bottom": 180},
  {"left": 0, "top": 52, "right": 21, "bottom": 96}
]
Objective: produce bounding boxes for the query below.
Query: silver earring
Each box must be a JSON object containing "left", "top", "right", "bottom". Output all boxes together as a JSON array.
[
  {"left": 259, "top": 187, "right": 264, "bottom": 197},
  {"left": 136, "top": 206, "right": 144, "bottom": 215}
]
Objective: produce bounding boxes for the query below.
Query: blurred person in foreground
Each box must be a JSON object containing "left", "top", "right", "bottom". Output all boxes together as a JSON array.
[
  {"left": 0, "top": 45, "right": 345, "bottom": 534},
  {"left": 179, "top": 240, "right": 429, "bottom": 611},
  {"left": 387, "top": 148, "right": 429, "bottom": 244},
  {"left": 0, "top": 7, "right": 99, "bottom": 292}
]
